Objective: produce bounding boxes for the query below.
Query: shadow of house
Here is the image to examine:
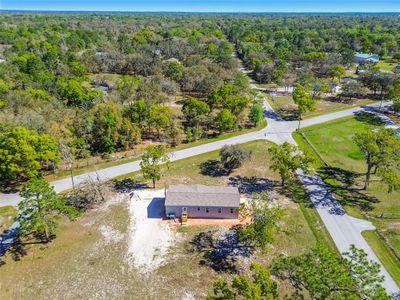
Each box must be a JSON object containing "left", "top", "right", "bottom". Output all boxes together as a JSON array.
[
  {"left": 147, "top": 197, "right": 166, "bottom": 219},
  {"left": 190, "top": 229, "right": 253, "bottom": 273}
]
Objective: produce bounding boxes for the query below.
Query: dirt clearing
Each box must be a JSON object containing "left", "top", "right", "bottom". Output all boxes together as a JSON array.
[{"left": 127, "top": 189, "right": 176, "bottom": 273}]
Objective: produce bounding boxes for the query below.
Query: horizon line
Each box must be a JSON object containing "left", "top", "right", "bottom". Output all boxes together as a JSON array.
[{"left": 1, "top": 9, "right": 400, "bottom": 14}]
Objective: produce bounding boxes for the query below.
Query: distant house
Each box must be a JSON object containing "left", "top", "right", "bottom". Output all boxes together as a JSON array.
[
  {"left": 355, "top": 52, "right": 379, "bottom": 64},
  {"left": 165, "top": 184, "right": 240, "bottom": 219}
]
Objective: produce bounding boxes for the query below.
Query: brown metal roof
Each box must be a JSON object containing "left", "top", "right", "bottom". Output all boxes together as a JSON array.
[{"left": 165, "top": 184, "right": 240, "bottom": 208}]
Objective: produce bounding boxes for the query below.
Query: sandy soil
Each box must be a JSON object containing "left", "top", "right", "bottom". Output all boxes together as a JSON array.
[{"left": 127, "top": 189, "right": 176, "bottom": 273}]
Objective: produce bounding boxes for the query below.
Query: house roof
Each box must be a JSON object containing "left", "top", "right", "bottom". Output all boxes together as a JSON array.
[
  {"left": 355, "top": 53, "right": 379, "bottom": 62},
  {"left": 165, "top": 184, "right": 240, "bottom": 208}
]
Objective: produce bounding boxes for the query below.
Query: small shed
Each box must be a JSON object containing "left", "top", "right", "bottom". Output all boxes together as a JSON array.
[{"left": 165, "top": 184, "right": 240, "bottom": 219}]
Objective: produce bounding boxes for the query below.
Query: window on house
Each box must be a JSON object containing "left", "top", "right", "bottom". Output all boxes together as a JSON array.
[
  {"left": 218, "top": 208, "right": 222, "bottom": 213},
  {"left": 197, "top": 207, "right": 201, "bottom": 211},
  {"left": 206, "top": 208, "right": 209, "bottom": 213},
  {"left": 230, "top": 208, "right": 234, "bottom": 214}
]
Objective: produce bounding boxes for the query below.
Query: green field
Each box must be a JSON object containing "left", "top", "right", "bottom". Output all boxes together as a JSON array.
[{"left": 294, "top": 114, "right": 400, "bottom": 285}]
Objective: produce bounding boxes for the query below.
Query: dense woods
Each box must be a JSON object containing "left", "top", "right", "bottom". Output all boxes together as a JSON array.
[{"left": 1, "top": 13, "right": 399, "bottom": 184}]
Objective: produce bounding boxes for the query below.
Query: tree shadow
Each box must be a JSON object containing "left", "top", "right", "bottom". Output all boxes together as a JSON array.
[
  {"left": 228, "top": 176, "right": 276, "bottom": 194},
  {"left": 189, "top": 228, "right": 253, "bottom": 273},
  {"left": 277, "top": 181, "right": 314, "bottom": 207},
  {"left": 276, "top": 109, "right": 299, "bottom": 121},
  {"left": 355, "top": 111, "right": 383, "bottom": 126},
  {"left": 200, "top": 160, "right": 230, "bottom": 177},
  {"left": 114, "top": 178, "right": 149, "bottom": 193},
  {"left": 319, "top": 166, "right": 379, "bottom": 212},
  {"left": 319, "top": 166, "right": 361, "bottom": 189},
  {"left": 0, "top": 234, "right": 51, "bottom": 267},
  {"left": 325, "top": 96, "right": 354, "bottom": 104},
  {"left": 5, "top": 237, "right": 28, "bottom": 263}
]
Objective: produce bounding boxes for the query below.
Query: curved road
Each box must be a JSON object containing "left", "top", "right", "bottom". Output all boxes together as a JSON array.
[{"left": 1, "top": 76, "right": 399, "bottom": 296}]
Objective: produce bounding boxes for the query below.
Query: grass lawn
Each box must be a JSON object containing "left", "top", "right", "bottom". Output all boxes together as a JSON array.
[
  {"left": 0, "top": 206, "right": 17, "bottom": 235},
  {"left": 377, "top": 60, "right": 398, "bottom": 73},
  {"left": 268, "top": 94, "right": 377, "bottom": 121},
  {"left": 294, "top": 114, "right": 400, "bottom": 285},
  {"left": 0, "top": 140, "right": 335, "bottom": 299},
  {"left": 363, "top": 231, "right": 400, "bottom": 284}
]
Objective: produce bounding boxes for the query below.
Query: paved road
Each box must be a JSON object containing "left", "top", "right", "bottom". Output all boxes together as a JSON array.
[
  {"left": 0, "top": 100, "right": 388, "bottom": 206},
  {"left": 1, "top": 69, "right": 398, "bottom": 296}
]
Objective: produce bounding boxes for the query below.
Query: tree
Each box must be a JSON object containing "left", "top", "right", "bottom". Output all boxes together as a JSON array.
[
  {"left": 0, "top": 126, "right": 60, "bottom": 183},
  {"left": 331, "top": 65, "right": 346, "bottom": 82},
  {"left": 165, "top": 118, "right": 183, "bottom": 147},
  {"left": 343, "top": 245, "right": 390, "bottom": 300},
  {"left": 165, "top": 60, "right": 183, "bottom": 81},
  {"left": 149, "top": 104, "right": 171, "bottom": 140},
  {"left": 208, "top": 84, "right": 250, "bottom": 115},
  {"left": 292, "top": 84, "right": 315, "bottom": 129},
  {"left": 341, "top": 80, "right": 366, "bottom": 101},
  {"left": 220, "top": 145, "right": 252, "bottom": 171},
  {"left": 268, "top": 142, "right": 314, "bottom": 186},
  {"left": 272, "top": 245, "right": 391, "bottom": 300},
  {"left": 90, "top": 101, "right": 141, "bottom": 154},
  {"left": 311, "top": 79, "right": 331, "bottom": 99},
  {"left": 239, "top": 193, "right": 284, "bottom": 250},
  {"left": 57, "top": 77, "right": 102, "bottom": 108},
  {"left": 182, "top": 97, "right": 210, "bottom": 129},
  {"left": 140, "top": 145, "right": 170, "bottom": 188},
  {"left": 127, "top": 99, "right": 150, "bottom": 128},
  {"left": 215, "top": 109, "right": 237, "bottom": 134},
  {"left": 207, "top": 264, "right": 279, "bottom": 300},
  {"left": 18, "top": 178, "right": 77, "bottom": 242},
  {"left": 353, "top": 128, "right": 400, "bottom": 191},
  {"left": 249, "top": 101, "right": 264, "bottom": 126},
  {"left": 388, "top": 78, "right": 400, "bottom": 112}
]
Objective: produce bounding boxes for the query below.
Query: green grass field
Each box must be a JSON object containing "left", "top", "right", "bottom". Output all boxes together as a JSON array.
[{"left": 294, "top": 115, "right": 400, "bottom": 285}]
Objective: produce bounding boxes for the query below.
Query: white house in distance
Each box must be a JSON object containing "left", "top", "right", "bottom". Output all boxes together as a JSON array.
[
  {"left": 355, "top": 52, "right": 379, "bottom": 64},
  {"left": 164, "top": 184, "right": 240, "bottom": 219}
]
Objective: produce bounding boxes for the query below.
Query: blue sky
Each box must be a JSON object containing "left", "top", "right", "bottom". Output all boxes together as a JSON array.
[{"left": 2, "top": 0, "right": 400, "bottom": 12}]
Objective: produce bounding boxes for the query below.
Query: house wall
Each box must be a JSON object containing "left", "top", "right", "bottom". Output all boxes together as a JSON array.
[{"left": 165, "top": 205, "right": 239, "bottom": 219}]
